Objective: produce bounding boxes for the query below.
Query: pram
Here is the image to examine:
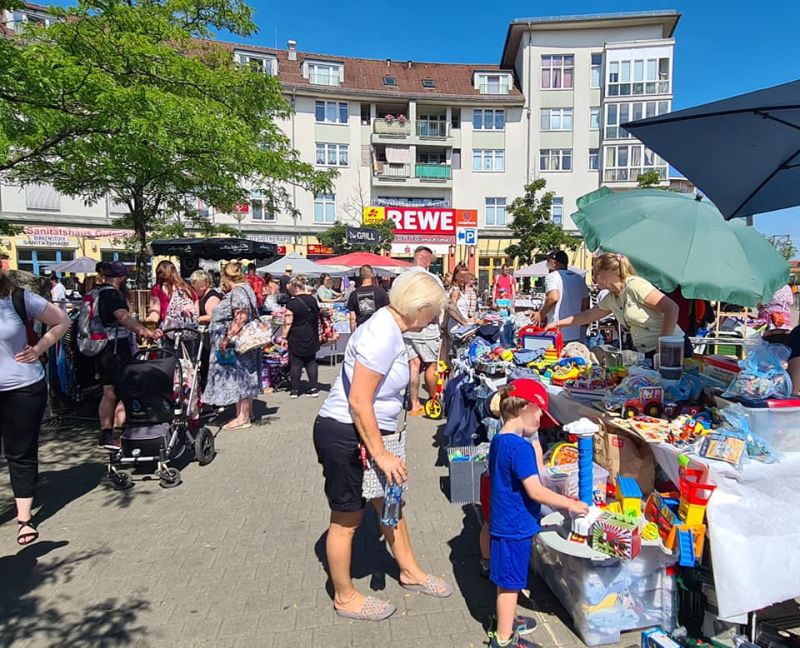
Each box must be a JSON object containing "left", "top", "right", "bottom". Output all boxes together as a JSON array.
[{"left": 106, "top": 327, "right": 216, "bottom": 490}]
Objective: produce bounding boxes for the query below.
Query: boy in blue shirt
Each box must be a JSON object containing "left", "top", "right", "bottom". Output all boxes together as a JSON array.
[{"left": 488, "top": 379, "right": 589, "bottom": 648}]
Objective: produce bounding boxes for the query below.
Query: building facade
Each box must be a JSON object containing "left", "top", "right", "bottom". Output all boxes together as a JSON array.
[{"left": 1, "top": 7, "right": 679, "bottom": 287}]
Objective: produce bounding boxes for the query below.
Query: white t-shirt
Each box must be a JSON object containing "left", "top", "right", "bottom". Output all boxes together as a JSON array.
[
  {"left": 51, "top": 282, "right": 67, "bottom": 309},
  {"left": 319, "top": 306, "right": 410, "bottom": 431},
  {"left": 0, "top": 290, "right": 48, "bottom": 391},
  {"left": 544, "top": 269, "right": 589, "bottom": 342}
]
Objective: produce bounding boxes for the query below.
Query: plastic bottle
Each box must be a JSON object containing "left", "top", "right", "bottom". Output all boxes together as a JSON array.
[{"left": 381, "top": 484, "right": 403, "bottom": 528}]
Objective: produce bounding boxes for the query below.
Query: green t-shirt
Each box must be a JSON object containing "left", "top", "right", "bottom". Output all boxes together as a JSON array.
[{"left": 598, "top": 276, "right": 683, "bottom": 353}]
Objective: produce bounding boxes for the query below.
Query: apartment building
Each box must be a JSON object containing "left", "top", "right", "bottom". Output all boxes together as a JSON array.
[{"left": 0, "top": 6, "right": 679, "bottom": 286}]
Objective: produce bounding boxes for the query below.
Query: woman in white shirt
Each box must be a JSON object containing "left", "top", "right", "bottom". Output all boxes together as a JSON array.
[{"left": 314, "top": 270, "right": 450, "bottom": 621}]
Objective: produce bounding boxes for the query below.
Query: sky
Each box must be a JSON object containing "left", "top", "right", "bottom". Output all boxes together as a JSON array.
[{"left": 40, "top": 0, "right": 800, "bottom": 254}]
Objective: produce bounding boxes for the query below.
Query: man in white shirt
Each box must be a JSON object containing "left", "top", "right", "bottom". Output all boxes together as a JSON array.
[
  {"left": 534, "top": 250, "right": 589, "bottom": 343},
  {"left": 49, "top": 273, "right": 67, "bottom": 310}
]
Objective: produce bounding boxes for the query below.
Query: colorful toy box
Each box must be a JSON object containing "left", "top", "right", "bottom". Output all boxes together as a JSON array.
[
  {"left": 592, "top": 512, "right": 642, "bottom": 560},
  {"left": 642, "top": 627, "right": 681, "bottom": 648},
  {"left": 616, "top": 475, "right": 643, "bottom": 517}
]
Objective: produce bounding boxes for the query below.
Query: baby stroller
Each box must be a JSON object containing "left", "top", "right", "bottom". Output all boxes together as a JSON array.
[{"left": 106, "top": 327, "right": 216, "bottom": 490}]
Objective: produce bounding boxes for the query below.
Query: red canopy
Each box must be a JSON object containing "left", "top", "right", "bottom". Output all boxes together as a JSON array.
[{"left": 316, "top": 251, "right": 413, "bottom": 268}]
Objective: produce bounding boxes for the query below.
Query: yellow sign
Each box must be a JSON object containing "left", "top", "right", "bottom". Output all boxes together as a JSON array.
[{"left": 362, "top": 206, "right": 385, "bottom": 225}]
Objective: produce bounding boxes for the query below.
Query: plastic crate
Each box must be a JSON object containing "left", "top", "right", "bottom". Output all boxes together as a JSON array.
[
  {"left": 715, "top": 396, "right": 800, "bottom": 453},
  {"left": 541, "top": 462, "right": 610, "bottom": 504},
  {"left": 447, "top": 444, "right": 489, "bottom": 504}
]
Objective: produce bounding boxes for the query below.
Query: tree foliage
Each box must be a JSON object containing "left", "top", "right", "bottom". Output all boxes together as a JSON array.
[
  {"left": 767, "top": 234, "right": 798, "bottom": 261},
  {"left": 0, "top": 0, "right": 333, "bottom": 284},
  {"left": 637, "top": 170, "right": 667, "bottom": 188},
  {"left": 505, "top": 178, "right": 580, "bottom": 265},
  {"left": 317, "top": 220, "right": 395, "bottom": 254}
]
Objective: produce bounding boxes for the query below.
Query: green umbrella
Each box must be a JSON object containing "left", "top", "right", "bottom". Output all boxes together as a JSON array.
[{"left": 573, "top": 187, "right": 789, "bottom": 307}]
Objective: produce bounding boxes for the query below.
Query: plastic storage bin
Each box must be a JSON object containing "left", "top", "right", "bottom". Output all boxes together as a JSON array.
[
  {"left": 447, "top": 444, "right": 489, "bottom": 504},
  {"left": 715, "top": 396, "right": 800, "bottom": 453},
  {"left": 541, "top": 462, "right": 610, "bottom": 504}
]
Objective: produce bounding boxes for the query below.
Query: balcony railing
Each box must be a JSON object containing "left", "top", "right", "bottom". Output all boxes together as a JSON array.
[
  {"left": 373, "top": 118, "right": 411, "bottom": 137},
  {"left": 479, "top": 83, "right": 511, "bottom": 95},
  {"left": 309, "top": 72, "right": 341, "bottom": 86},
  {"left": 415, "top": 163, "right": 452, "bottom": 180},
  {"left": 416, "top": 120, "right": 450, "bottom": 138},
  {"left": 603, "top": 166, "right": 667, "bottom": 183},
  {"left": 374, "top": 163, "right": 412, "bottom": 179}
]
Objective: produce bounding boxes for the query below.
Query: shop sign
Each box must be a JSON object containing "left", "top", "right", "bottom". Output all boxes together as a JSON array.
[
  {"left": 233, "top": 203, "right": 250, "bottom": 214},
  {"left": 22, "top": 226, "right": 132, "bottom": 239},
  {"left": 247, "top": 233, "right": 297, "bottom": 244},
  {"left": 307, "top": 244, "right": 334, "bottom": 255},
  {"left": 346, "top": 227, "right": 378, "bottom": 244},
  {"left": 20, "top": 234, "right": 71, "bottom": 247},
  {"left": 455, "top": 210, "right": 478, "bottom": 227},
  {"left": 386, "top": 207, "right": 456, "bottom": 236},
  {"left": 393, "top": 232, "right": 454, "bottom": 245},
  {"left": 362, "top": 206, "right": 385, "bottom": 225},
  {"left": 456, "top": 227, "right": 478, "bottom": 246}
]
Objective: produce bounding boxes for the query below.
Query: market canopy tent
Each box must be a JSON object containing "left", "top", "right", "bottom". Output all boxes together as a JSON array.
[
  {"left": 44, "top": 256, "right": 98, "bottom": 273},
  {"left": 316, "top": 251, "right": 413, "bottom": 270},
  {"left": 151, "top": 237, "right": 277, "bottom": 260},
  {"left": 572, "top": 187, "right": 789, "bottom": 307},
  {"left": 257, "top": 252, "right": 344, "bottom": 276},
  {"left": 622, "top": 79, "right": 800, "bottom": 219},
  {"left": 515, "top": 261, "right": 587, "bottom": 278}
]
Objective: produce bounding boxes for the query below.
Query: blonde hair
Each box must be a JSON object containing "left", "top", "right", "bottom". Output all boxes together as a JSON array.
[
  {"left": 289, "top": 274, "right": 311, "bottom": 292},
  {"left": 390, "top": 270, "right": 447, "bottom": 320},
  {"left": 594, "top": 252, "right": 636, "bottom": 281},
  {"left": 221, "top": 261, "right": 246, "bottom": 290},
  {"left": 190, "top": 269, "right": 212, "bottom": 285},
  {"left": 497, "top": 384, "right": 531, "bottom": 420}
]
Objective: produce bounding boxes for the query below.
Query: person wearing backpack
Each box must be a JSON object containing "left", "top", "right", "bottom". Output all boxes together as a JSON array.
[
  {"left": 84, "top": 262, "right": 162, "bottom": 445},
  {"left": 1, "top": 269, "right": 70, "bottom": 545},
  {"left": 146, "top": 260, "right": 199, "bottom": 338}
]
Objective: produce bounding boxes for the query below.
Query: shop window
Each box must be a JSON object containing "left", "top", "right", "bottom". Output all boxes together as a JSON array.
[{"left": 17, "top": 248, "right": 74, "bottom": 276}]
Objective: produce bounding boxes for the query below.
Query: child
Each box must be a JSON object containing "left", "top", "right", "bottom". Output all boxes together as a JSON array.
[{"left": 488, "top": 379, "right": 589, "bottom": 648}]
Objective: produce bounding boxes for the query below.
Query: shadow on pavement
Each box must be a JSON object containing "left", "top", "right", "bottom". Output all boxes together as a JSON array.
[
  {"left": 0, "top": 541, "right": 150, "bottom": 647},
  {"left": 448, "top": 504, "right": 494, "bottom": 629}
]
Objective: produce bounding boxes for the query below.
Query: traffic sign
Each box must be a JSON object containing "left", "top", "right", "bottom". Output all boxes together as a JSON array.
[{"left": 456, "top": 227, "right": 478, "bottom": 246}]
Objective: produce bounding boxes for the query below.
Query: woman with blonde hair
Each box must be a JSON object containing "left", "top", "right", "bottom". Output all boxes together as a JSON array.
[
  {"left": 314, "top": 269, "right": 452, "bottom": 621},
  {"left": 281, "top": 274, "right": 320, "bottom": 398},
  {"left": 547, "top": 252, "right": 681, "bottom": 356},
  {"left": 202, "top": 262, "right": 262, "bottom": 429}
]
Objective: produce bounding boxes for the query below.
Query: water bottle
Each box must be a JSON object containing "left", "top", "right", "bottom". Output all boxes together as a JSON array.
[{"left": 381, "top": 484, "right": 403, "bottom": 528}]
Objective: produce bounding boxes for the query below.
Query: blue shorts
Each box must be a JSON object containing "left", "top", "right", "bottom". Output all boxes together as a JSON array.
[{"left": 490, "top": 536, "right": 533, "bottom": 590}]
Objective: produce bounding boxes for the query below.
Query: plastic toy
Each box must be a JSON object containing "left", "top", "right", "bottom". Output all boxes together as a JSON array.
[
  {"left": 676, "top": 528, "right": 697, "bottom": 567},
  {"left": 642, "top": 627, "right": 682, "bottom": 648},
  {"left": 518, "top": 325, "right": 564, "bottom": 355},
  {"left": 550, "top": 356, "right": 590, "bottom": 386},
  {"left": 666, "top": 523, "right": 706, "bottom": 558},
  {"left": 424, "top": 360, "right": 448, "bottom": 420},
  {"left": 591, "top": 512, "right": 642, "bottom": 560},
  {"left": 678, "top": 462, "right": 716, "bottom": 525},
  {"left": 623, "top": 386, "right": 664, "bottom": 419},
  {"left": 644, "top": 491, "right": 681, "bottom": 542},
  {"left": 615, "top": 476, "right": 643, "bottom": 517},
  {"left": 642, "top": 522, "right": 659, "bottom": 541},
  {"left": 546, "top": 442, "right": 579, "bottom": 466}
]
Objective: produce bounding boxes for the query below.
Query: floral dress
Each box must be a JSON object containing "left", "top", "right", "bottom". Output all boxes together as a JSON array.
[{"left": 202, "top": 283, "right": 262, "bottom": 406}]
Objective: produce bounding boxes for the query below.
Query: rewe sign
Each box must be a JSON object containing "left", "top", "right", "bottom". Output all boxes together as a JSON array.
[{"left": 386, "top": 208, "right": 456, "bottom": 236}]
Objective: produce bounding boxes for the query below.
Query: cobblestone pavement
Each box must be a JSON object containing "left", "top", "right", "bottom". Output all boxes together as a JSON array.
[{"left": 0, "top": 365, "right": 635, "bottom": 648}]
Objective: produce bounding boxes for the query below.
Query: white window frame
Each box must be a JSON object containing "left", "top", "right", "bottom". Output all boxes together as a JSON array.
[
  {"left": 485, "top": 197, "right": 507, "bottom": 226},
  {"left": 250, "top": 190, "right": 276, "bottom": 222},
  {"left": 590, "top": 53, "right": 602, "bottom": 88},
  {"left": 603, "top": 144, "right": 667, "bottom": 182},
  {"left": 590, "top": 107, "right": 600, "bottom": 131},
  {"left": 473, "top": 109, "right": 506, "bottom": 131},
  {"left": 315, "top": 143, "right": 349, "bottom": 167},
  {"left": 539, "top": 149, "right": 572, "bottom": 172},
  {"left": 607, "top": 57, "right": 671, "bottom": 96},
  {"left": 234, "top": 51, "right": 276, "bottom": 76},
  {"left": 540, "top": 54, "right": 574, "bottom": 90},
  {"left": 588, "top": 148, "right": 599, "bottom": 171},
  {"left": 604, "top": 100, "right": 671, "bottom": 139},
  {"left": 314, "top": 193, "right": 336, "bottom": 224},
  {"left": 472, "top": 149, "right": 505, "bottom": 172},
  {"left": 306, "top": 62, "right": 342, "bottom": 86},
  {"left": 476, "top": 73, "right": 512, "bottom": 95},
  {"left": 540, "top": 108, "right": 573, "bottom": 132},
  {"left": 315, "top": 101, "right": 349, "bottom": 124},
  {"left": 550, "top": 197, "right": 563, "bottom": 226}
]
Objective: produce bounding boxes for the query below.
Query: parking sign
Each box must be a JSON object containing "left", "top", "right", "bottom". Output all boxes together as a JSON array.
[{"left": 456, "top": 227, "right": 478, "bottom": 246}]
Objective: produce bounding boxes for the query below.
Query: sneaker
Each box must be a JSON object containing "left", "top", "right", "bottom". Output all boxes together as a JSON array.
[
  {"left": 480, "top": 558, "right": 491, "bottom": 580},
  {"left": 489, "top": 615, "right": 538, "bottom": 637},
  {"left": 488, "top": 630, "right": 537, "bottom": 648},
  {"left": 309, "top": 387, "right": 320, "bottom": 398},
  {"left": 290, "top": 391, "right": 299, "bottom": 399}
]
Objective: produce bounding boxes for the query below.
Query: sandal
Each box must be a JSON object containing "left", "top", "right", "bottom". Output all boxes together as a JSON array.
[
  {"left": 222, "top": 421, "right": 252, "bottom": 430},
  {"left": 334, "top": 596, "right": 396, "bottom": 621},
  {"left": 409, "top": 407, "right": 426, "bottom": 417},
  {"left": 17, "top": 519, "right": 39, "bottom": 546},
  {"left": 401, "top": 574, "right": 452, "bottom": 598}
]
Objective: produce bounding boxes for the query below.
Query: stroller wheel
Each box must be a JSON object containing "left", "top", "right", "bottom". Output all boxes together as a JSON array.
[
  {"left": 194, "top": 427, "right": 216, "bottom": 466},
  {"left": 159, "top": 466, "right": 182, "bottom": 489},
  {"left": 110, "top": 470, "right": 133, "bottom": 491}
]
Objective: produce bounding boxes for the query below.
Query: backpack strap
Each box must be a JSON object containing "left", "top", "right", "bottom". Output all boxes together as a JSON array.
[{"left": 12, "top": 287, "right": 39, "bottom": 347}]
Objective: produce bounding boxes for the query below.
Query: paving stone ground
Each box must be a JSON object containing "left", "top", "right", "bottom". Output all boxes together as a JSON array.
[{"left": 0, "top": 364, "right": 637, "bottom": 648}]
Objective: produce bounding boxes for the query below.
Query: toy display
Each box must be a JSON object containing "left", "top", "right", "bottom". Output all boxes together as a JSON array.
[{"left": 623, "top": 386, "right": 664, "bottom": 419}]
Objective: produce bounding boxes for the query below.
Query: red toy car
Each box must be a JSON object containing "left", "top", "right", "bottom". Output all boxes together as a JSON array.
[{"left": 623, "top": 386, "right": 664, "bottom": 419}]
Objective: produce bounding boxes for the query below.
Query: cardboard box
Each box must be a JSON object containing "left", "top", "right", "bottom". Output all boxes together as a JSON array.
[
  {"left": 702, "top": 355, "right": 740, "bottom": 386},
  {"left": 595, "top": 422, "right": 656, "bottom": 495}
]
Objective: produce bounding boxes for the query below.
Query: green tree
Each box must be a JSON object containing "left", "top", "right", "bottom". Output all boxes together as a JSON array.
[
  {"left": 505, "top": 178, "right": 580, "bottom": 265},
  {"left": 637, "top": 170, "right": 666, "bottom": 188},
  {"left": 317, "top": 220, "right": 395, "bottom": 255},
  {"left": 0, "top": 0, "right": 333, "bottom": 284},
  {"left": 767, "top": 234, "right": 798, "bottom": 261}
]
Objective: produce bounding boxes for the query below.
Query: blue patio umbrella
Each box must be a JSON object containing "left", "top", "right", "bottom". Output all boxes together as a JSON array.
[{"left": 622, "top": 79, "right": 800, "bottom": 219}]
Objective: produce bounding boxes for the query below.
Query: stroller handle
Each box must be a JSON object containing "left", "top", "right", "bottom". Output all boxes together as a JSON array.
[{"left": 161, "top": 326, "right": 204, "bottom": 335}]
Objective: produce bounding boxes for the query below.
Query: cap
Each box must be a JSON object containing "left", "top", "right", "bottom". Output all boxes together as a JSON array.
[
  {"left": 547, "top": 250, "right": 569, "bottom": 266},
  {"left": 104, "top": 261, "right": 130, "bottom": 278},
  {"left": 285, "top": 264, "right": 293, "bottom": 272},
  {"left": 506, "top": 378, "right": 559, "bottom": 427}
]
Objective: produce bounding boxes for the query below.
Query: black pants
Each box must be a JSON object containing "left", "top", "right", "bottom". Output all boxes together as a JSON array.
[
  {"left": 0, "top": 379, "right": 47, "bottom": 499},
  {"left": 289, "top": 353, "right": 318, "bottom": 393}
]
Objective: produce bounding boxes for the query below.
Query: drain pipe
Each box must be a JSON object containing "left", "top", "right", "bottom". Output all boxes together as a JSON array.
[{"left": 525, "top": 25, "right": 532, "bottom": 184}]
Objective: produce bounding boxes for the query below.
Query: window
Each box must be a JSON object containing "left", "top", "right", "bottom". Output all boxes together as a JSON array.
[
  {"left": 315, "top": 143, "right": 349, "bottom": 167},
  {"left": 550, "top": 198, "right": 563, "bottom": 226},
  {"left": 235, "top": 52, "right": 275, "bottom": 75},
  {"left": 473, "top": 109, "right": 505, "bottom": 131},
  {"left": 452, "top": 148, "right": 461, "bottom": 170},
  {"left": 17, "top": 248, "right": 74, "bottom": 276},
  {"left": 541, "top": 54, "right": 574, "bottom": 89},
  {"left": 250, "top": 190, "right": 276, "bottom": 221},
  {"left": 451, "top": 108, "right": 461, "bottom": 129},
  {"left": 591, "top": 53, "right": 602, "bottom": 88},
  {"left": 383, "top": 76, "right": 396, "bottom": 86},
  {"left": 472, "top": 149, "right": 505, "bottom": 172},
  {"left": 607, "top": 56, "right": 670, "bottom": 96},
  {"left": 422, "top": 79, "right": 435, "bottom": 89},
  {"left": 418, "top": 152, "right": 445, "bottom": 164},
  {"left": 604, "top": 100, "right": 670, "bottom": 139},
  {"left": 590, "top": 107, "right": 600, "bottom": 130},
  {"left": 539, "top": 149, "right": 572, "bottom": 172},
  {"left": 603, "top": 144, "right": 667, "bottom": 182},
  {"left": 315, "top": 101, "right": 348, "bottom": 124},
  {"left": 477, "top": 73, "right": 511, "bottom": 95},
  {"left": 485, "top": 198, "right": 507, "bottom": 226},
  {"left": 25, "top": 183, "right": 60, "bottom": 211},
  {"left": 540, "top": 108, "right": 573, "bottom": 132},
  {"left": 314, "top": 193, "right": 336, "bottom": 224},
  {"left": 589, "top": 148, "right": 599, "bottom": 171},
  {"left": 308, "top": 62, "right": 342, "bottom": 86}
]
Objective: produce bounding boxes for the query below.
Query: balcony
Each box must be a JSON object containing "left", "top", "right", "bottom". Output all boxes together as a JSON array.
[
  {"left": 374, "top": 163, "right": 412, "bottom": 181},
  {"left": 416, "top": 119, "right": 450, "bottom": 139},
  {"left": 373, "top": 118, "right": 411, "bottom": 138},
  {"left": 415, "top": 163, "right": 451, "bottom": 181},
  {"left": 479, "top": 83, "right": 511, "bottom": 95},
  {"left": 603, "top": 166, "right": 667, "bottom": 183}
]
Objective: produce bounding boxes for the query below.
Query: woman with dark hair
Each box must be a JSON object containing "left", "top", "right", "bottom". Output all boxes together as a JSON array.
[
  {"left": 146, "top": 260, "right": 198, "bottom": 333},
  {"left": 0, "top": 270, "right": 70, "bottom": 544},
  {"left": 282, "top": 275, "right": 321, "bottom": 398},
  {"left": 263, "top": 272, "right": 278, "bottom": 312}
]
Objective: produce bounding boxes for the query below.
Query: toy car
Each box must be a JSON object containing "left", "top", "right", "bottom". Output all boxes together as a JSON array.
[
  {"left": 550, "top": 357, "right": 590, "bottom": 386},
  {"left": 622, "top": 386, "right": 664, "bottom": 419}
]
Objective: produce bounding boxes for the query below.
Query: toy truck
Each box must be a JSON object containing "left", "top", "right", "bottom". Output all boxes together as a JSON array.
[{"left": 622, "top": 386, "right": 664, "bottom": 419}]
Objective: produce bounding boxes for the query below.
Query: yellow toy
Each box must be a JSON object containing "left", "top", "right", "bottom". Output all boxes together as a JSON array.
[
  {"left": 424, "top": 360, "right": 448, "bottom": 419},
  {"left": 615, "top": 476, "right": 643, "bottom": 518},
  {"left": 642, "top": 522, "right": 659, "bottom": 541}
]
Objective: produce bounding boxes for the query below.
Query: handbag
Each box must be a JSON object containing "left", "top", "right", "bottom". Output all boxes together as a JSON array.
[
  {"left": 294, "top": 295, "right": 339, "bottom": 345},
  {"left": 232, "top": 287, "right": 272, "bottom": 354},
  {"left": 361, "top": 389, "right": 409, "bottom": 500}
]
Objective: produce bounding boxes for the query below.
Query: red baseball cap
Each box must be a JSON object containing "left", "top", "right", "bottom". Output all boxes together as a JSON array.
[{"left": 507, "top": 379, "right": 559, "bottom": 427}]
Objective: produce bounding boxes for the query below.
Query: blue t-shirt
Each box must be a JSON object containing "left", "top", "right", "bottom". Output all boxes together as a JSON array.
[
  {"left": 0, "top": 290, "right": 48, "bottom": 392},
  {"left": 488, "top": 433, "right": 542, "bottom": 539}
]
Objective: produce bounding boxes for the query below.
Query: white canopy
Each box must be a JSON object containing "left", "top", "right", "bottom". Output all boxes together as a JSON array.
[
  {"left": 515, "top": 261, "right": 587, "bottom": 277},
  {"left": 257, "top": 252, "right": 346, "bottom": 276}
]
